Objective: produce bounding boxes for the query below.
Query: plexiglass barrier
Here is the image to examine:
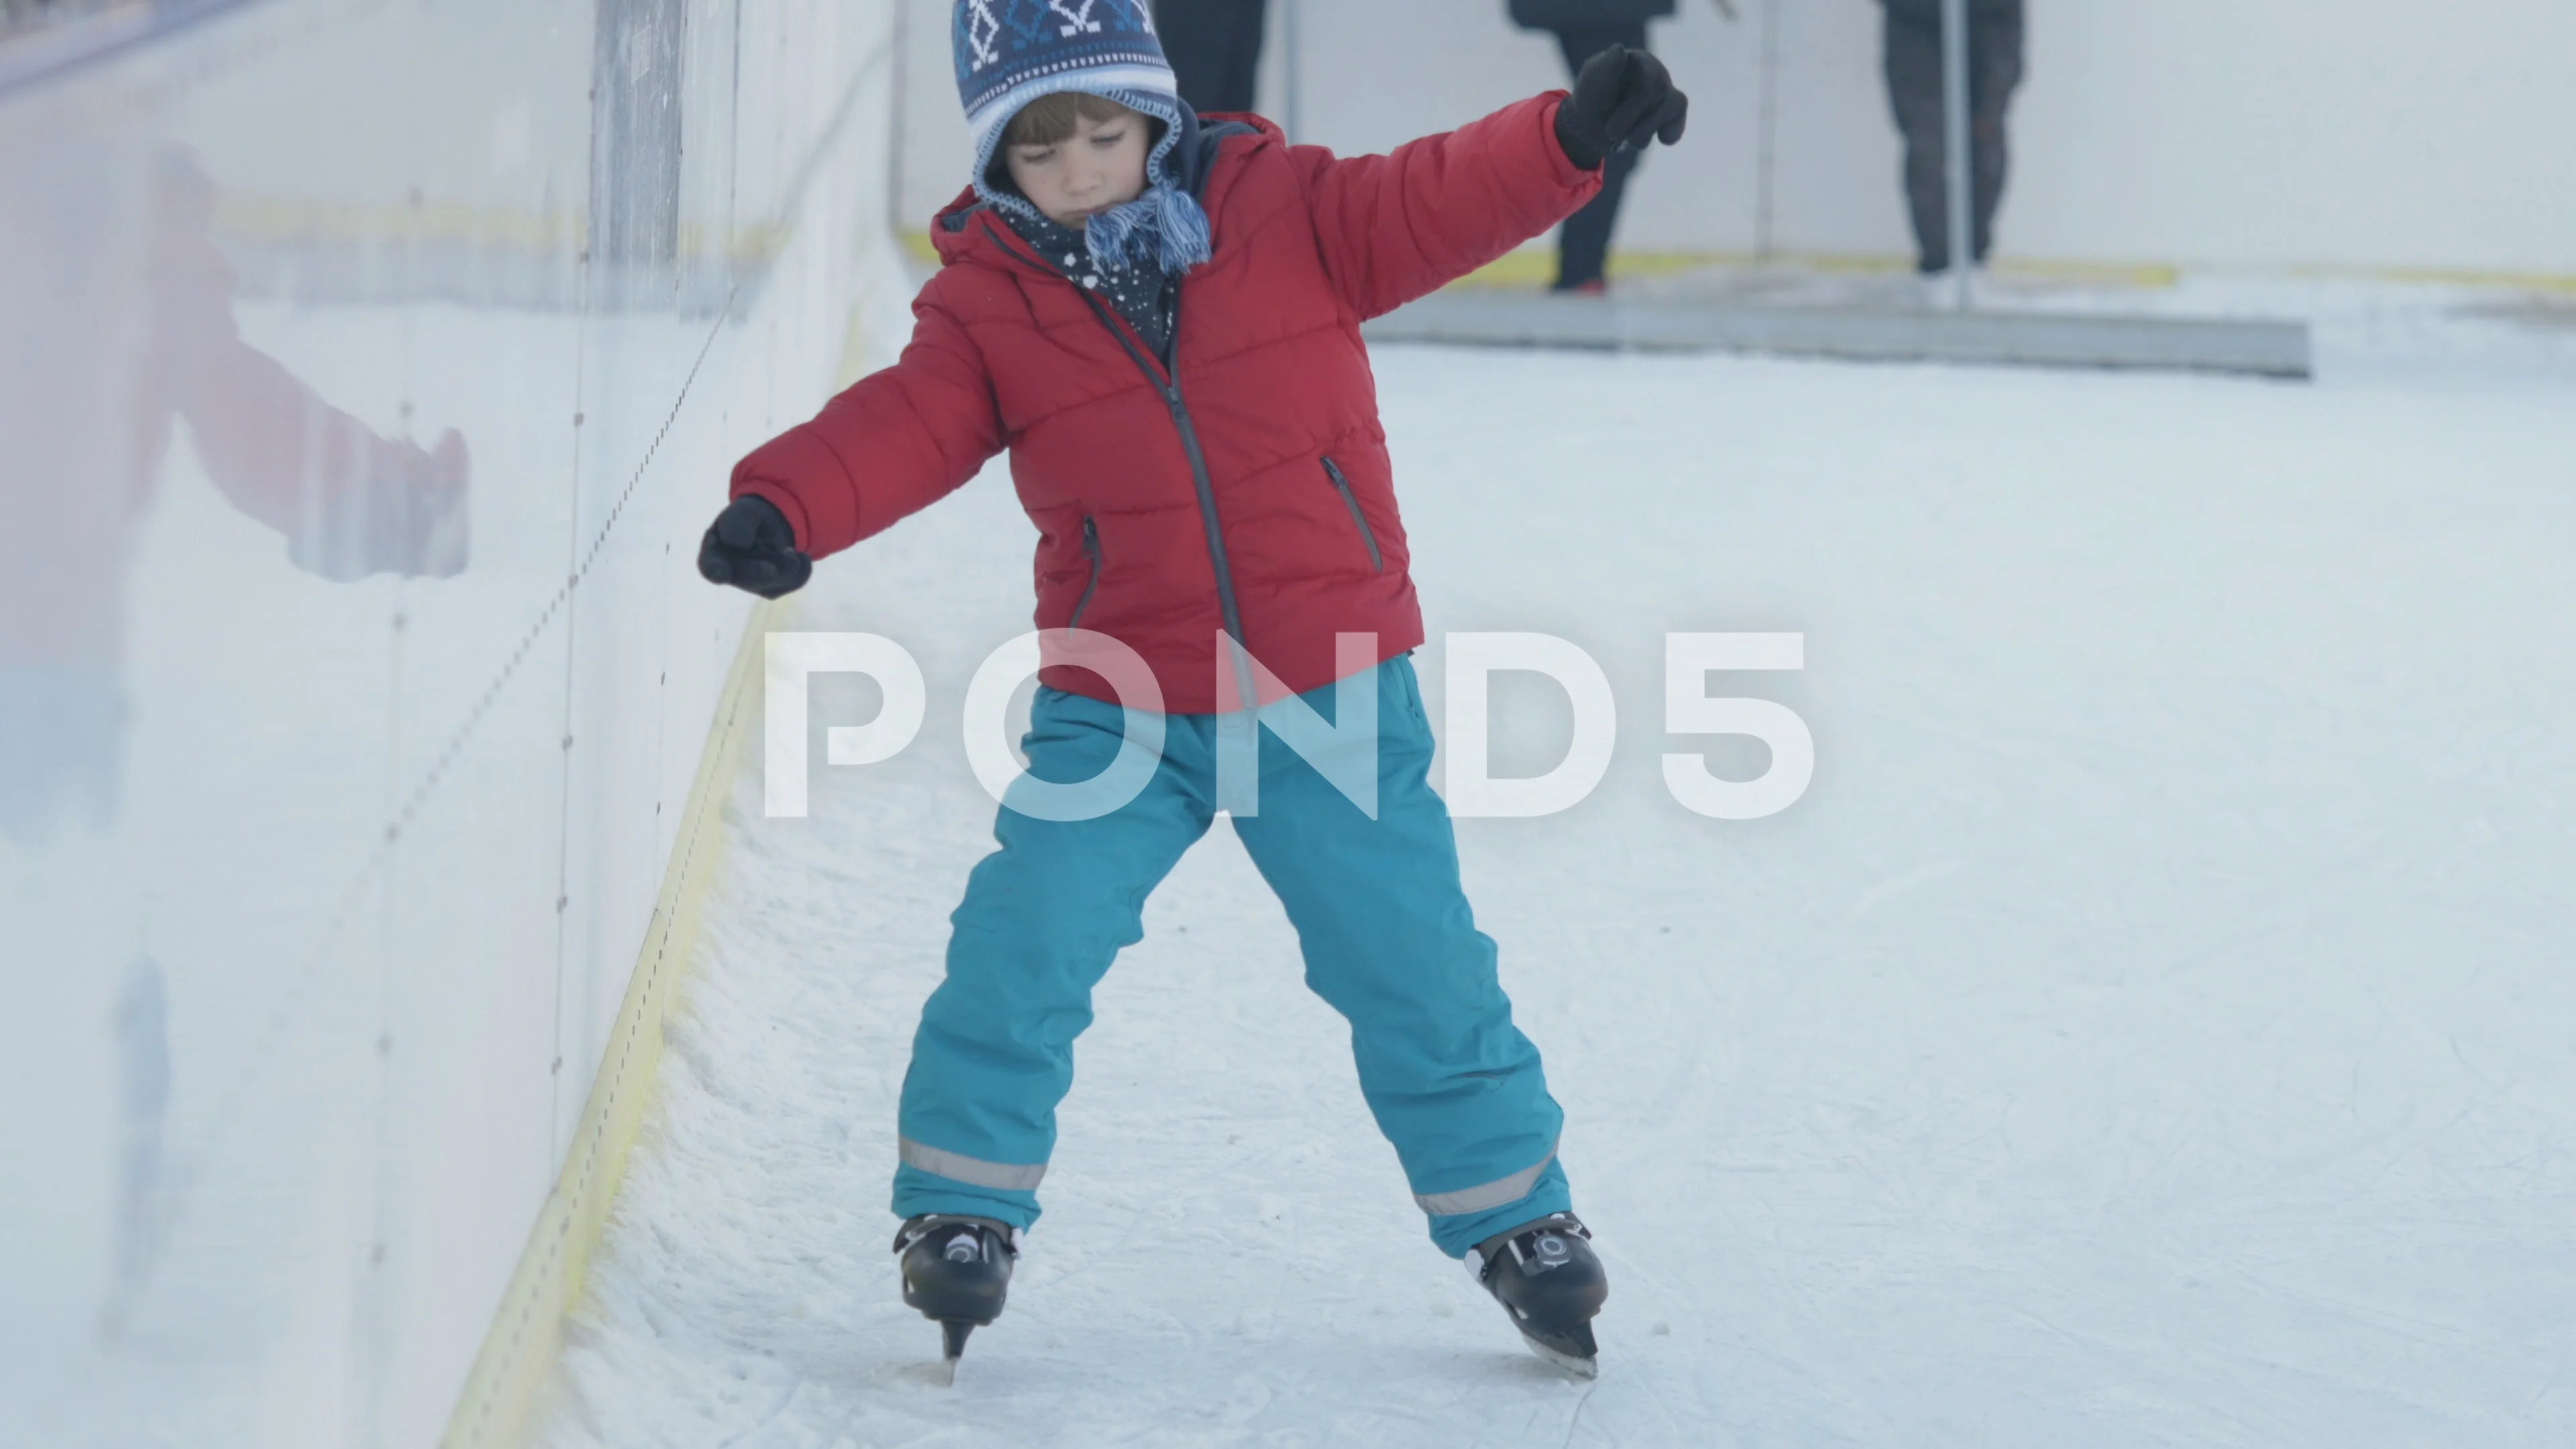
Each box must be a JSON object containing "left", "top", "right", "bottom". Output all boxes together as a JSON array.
[{"left": 0, "top": 2, "right": 902, "bottom": 1441}]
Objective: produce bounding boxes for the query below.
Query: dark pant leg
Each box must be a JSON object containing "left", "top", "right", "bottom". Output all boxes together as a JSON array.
[
  {"left": 1882, "top": 10, "right": 1949, "bottom": 272},
  {"left": 1884, "top": 2, "right": 2023, "bottom": 271},
  {"left": 1152, "top": 0, "right": 1270, "bottom": 115},
  {"left": 1549, "top": 20, "right": 1652, "bottom": 290},
  {"left": 1217, "top": 0, "right": 1269, "bottom": 115},
  {"left": 1970, "top": 1, "right": 2025, "bottom": 264}
]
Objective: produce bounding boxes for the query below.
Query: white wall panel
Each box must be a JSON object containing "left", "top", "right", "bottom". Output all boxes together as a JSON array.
[
  {"left": 894, "top": 0, "right": 2576, "bottom": 275},
  {"left": 0, "top": 1, "right": 897, "bottom": 1443},
  {"left": 2006, "top": 0, "right": 2576, "bottom": 274}
]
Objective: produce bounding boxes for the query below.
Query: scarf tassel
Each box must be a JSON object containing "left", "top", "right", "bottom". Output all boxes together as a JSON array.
[{"left": 1084, "top": 182, "right": 1213, "bottom": 274}]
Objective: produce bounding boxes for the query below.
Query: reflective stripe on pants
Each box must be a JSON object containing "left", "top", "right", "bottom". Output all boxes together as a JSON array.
[
  {"left": 898, "top": 1136, "right": 1047, "bottom": 1192},
  {"left": 1414, "top": 1139, "right": 1558, "bottom": 1218}
]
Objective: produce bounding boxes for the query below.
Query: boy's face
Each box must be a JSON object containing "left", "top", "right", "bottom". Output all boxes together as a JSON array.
[{"left": 1005, "top": 107, "right": 1150, "bottom": 229}]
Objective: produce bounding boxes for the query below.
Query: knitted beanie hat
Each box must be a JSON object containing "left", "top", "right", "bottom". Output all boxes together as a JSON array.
[{"left": 952, "top": 0, "right": 1212, "bottom": 272}]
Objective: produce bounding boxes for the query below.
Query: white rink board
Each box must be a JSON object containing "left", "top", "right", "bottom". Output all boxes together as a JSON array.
[{"left": 0, "top": 1, "right": 902, "bottom": 1443}]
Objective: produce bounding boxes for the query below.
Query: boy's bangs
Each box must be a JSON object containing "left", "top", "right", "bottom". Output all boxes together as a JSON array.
[{"left": 1002, "top": 91, "right": 1140, "bottom": 149}]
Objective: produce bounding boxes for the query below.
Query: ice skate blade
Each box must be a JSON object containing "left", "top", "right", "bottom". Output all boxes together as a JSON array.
[
  {"left": 934, "top": 1319, "right": 975, "bottom": 1385},
  {"left": 1520, "top": 1331, "right": 1600, "bottom": 1379}
]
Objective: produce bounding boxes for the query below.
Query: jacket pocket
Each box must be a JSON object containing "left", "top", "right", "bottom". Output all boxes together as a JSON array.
[
  {"left": 1320, "top": 457, "right": 1383, "bottom": 574},
  {"left": 1067, "top": 515, "right": 1104, "bottom": 629}
]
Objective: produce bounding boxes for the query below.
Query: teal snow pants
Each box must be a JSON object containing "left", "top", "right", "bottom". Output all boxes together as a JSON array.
[{"left": 892, "top": 653, "right": 1572, "bottom": 1257}]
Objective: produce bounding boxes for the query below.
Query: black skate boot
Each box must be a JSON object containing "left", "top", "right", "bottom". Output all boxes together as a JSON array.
[
  {"left": 894, "top": 1214, "right": 1017, "bottom": 1381},
  {"left": 1469, "top": 1212, "right": 1608, "bottom": 1377}
]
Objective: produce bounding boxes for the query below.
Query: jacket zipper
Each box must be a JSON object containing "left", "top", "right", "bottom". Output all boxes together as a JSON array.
[
  {"left": 1320, "top": 457, "right": 1383, "bottom": 574},
  {"left": 1068, "top": 515, "right": 1104, "bottom": 628},
  {"left": 982, "top": 219, "right": 1258, "bottom": 712}
]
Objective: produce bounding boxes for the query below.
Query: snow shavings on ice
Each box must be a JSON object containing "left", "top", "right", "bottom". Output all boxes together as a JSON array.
[{"left": 536, "top": 343, "right": 2576, "bottom": 1447}]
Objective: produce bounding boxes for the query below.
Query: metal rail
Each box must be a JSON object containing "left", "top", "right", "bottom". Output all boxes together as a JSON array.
[{"left": 1364, "top": 289, "right": 2314, "bottom": 380}]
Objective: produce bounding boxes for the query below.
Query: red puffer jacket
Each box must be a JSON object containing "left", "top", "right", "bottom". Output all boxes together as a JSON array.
[{"left": 729, "top": 93, "right": 1601, "bottom": 713}]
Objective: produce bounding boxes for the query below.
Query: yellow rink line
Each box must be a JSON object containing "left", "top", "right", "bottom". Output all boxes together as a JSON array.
[
  {"left": 440, "top": 593, "right": 786, "bottom": 1449},
  {"left": 201, "top": 182, "right": 2576, "bottom": 301},
  {"left": 211, "top": 197, "right": 794, "bottom": 264}
]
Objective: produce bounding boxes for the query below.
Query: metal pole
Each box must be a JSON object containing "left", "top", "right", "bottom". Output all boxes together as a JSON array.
[
  {"left": 1754, "top": 0, "right": 1780, "bottom": 261},
  {"left": 1281, "top": 0, "right": 1301, "bottom": 144},
  {"left": 1939, "top": 0, "right": 1973, "bottom": 310},
  {"left": 888, "top": 0, "right": 909, "bottom": 233}
]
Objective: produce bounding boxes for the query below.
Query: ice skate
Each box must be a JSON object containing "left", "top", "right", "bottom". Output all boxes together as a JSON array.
[
  {"left": 894, "top": 1214, "right": 1016, "bottom": 1383},
  {"left": 1468, "top": 1213, "right": 1609, "bottom": 1377}
]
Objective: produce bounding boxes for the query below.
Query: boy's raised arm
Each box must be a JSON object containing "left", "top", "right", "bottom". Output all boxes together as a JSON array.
[
  {"left": 1295, "top": 48, "right": 1687, "bottom": 322},
  {"left": 1293, "top": 93, "right": 1599, "bottom": 323},
  {"left": 727, "top": 299, "right": 1004, "bottom": 559}
]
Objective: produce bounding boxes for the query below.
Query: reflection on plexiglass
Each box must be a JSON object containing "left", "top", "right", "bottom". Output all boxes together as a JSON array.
[{"left": 0, "top": 1, "right": 896, "bottom": 1442}]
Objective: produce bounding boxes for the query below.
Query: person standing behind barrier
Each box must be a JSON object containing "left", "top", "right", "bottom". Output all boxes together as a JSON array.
[
  {"left": 1509, "top": 0, "right": 1676, "bottom": 294},
  {"left": 1879, "top": 0, "right": 2024, "bottom": 275},
  {"left": 1152, "top": 0, "right": 1269, "bottom": 115}
]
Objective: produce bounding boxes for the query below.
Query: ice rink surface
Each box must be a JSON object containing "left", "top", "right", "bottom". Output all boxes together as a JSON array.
[{"left": 537, "top": 338, "right": 2575, "bottom": 1447}]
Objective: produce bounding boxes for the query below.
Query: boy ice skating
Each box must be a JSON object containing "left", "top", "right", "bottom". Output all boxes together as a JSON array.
[{"left": 698, "top": 0, "right": 1684, "bottom": 1377}]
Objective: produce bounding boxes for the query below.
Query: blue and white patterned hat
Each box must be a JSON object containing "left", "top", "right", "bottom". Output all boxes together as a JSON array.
[{"left": 953, "top": 0, "right": 1211, "bottom": 271}]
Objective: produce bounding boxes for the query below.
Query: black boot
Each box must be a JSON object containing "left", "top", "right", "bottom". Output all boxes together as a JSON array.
[
  {"left": 1469, "top": 1212, "right": 1609, "bottom": 1377},
  {"left": 894, "top": 1214, "right": 1017, "bottom": 1377}
]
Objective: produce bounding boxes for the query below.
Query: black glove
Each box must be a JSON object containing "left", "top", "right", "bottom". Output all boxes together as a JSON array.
[
  {"left": 1554, "top": 45, "right": 1689, "bottom": 172},
  {"left": 697, "top": 494, "right": 812, "bottom": 598}
]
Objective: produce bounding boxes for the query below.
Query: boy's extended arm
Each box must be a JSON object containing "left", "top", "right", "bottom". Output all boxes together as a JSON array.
[
  {"left": 729, "top": 299, "right": 1004, "bottom": 558},
  {"left": 1294, "top": 91, "right": 1603, "bottom": 323}
]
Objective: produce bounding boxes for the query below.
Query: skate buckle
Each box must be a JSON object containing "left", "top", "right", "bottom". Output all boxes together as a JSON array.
[
  {"left": 1502, "top": 1215, "right": 1589, "bottom": 1275},
  {"left": 1508, "top": 1234, "right": 1564, "bottom": 1274}
]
